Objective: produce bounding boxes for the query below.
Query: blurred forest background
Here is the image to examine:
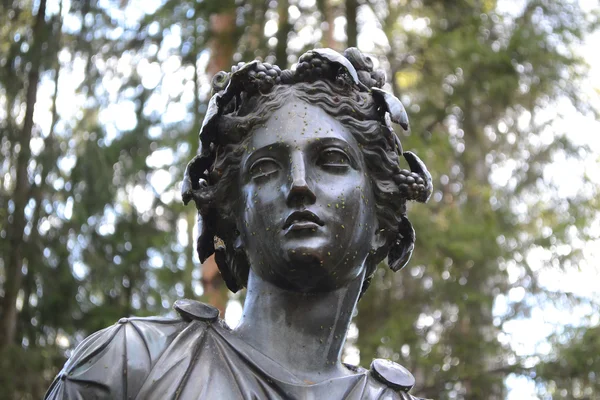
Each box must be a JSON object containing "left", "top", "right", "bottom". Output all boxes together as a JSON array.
[{"left": 1, "top": 0, "right": 599, "bottom": 399}]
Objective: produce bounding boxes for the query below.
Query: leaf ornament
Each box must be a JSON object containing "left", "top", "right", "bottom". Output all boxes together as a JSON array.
[
  {"left": 371, "top": 87, "right": 409, "bottom": 131},
  {"left": 198, "top": 93, "right": 222, "bottom": 152},
  {"left": 403, "top": 151, "right": 433, "bottom": 203},
  {"left": 382, "top": 113, "right": 403, "bottom": 154},
  {"left": 308, "top": 48, "right": 360, "bottom": 85}
]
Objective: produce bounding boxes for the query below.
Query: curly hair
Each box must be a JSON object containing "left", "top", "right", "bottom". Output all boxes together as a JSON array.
[{"left": 183, "top": 48, "right": 431, "bottom": 296}]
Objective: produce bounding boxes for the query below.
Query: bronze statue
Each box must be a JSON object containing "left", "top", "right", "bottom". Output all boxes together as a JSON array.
[{"left": 45, "top": 48, "right": 432, "bottom": 400}]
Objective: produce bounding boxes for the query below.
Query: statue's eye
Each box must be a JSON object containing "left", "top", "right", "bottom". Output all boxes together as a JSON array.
[
  {"left": 318, "top": 148, "right": 350, "bottom": 168},
  {"left": 249, "top": 158, "right": 280, "bottom": 180}
]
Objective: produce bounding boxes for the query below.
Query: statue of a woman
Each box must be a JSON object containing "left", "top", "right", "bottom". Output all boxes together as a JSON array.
[{"left": 45, "top": 48, "right": 432, "bottom": 400}]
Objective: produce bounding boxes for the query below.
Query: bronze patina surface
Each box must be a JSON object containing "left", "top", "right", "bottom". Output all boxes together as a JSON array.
[{"left": 45, "top": 47, "right": 432, "bottom": 400}]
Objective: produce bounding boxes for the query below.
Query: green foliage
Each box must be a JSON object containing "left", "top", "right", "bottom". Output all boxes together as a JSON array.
[
  {"left": 356, "top": 0, "right": 600, "bottom": 399},
  {"left": 536, "top": 325, "right": 600, "bottom": 398},
  {"left": 0, "top": 344, "right": 62, "bottom": 400}
]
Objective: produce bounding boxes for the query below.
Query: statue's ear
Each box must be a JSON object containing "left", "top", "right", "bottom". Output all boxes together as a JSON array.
[
  {"left": 369, "top": 228, "right": 389, "bottom": 266},
  {"left": 388, "top": 216, "right": 415, "bottom": 272},
  {"left": 362, "top": 222, "right": 410, "bottom": 298}
]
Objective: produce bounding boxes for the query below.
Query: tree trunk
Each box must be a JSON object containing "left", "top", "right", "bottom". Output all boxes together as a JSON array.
[
  {"left": 275, "top": 0, "right": 290, "bottom": 67},
  {"left": 206, "top": 11, "right": 236, "bottom": 78},
  {"left": 0, "top": 0, "right": 47, "bottom": 349},
  {"left": 184, "top": 209, "right": 196, "bottom": 299},
  {"left": 317, "top": 0, "right": 337, "bottom": 49},
  {"left": 346, "top": 0, "right": 358, "bottom": 48},
  {"left": 203, "top": 5, "right": 237, "bottom": 316}
]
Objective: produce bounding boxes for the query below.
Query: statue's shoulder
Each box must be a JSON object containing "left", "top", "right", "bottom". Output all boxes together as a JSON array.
[
  {"left": 366, "top": 358, "right": 432, "bottom": 400},
  {"left": 44, "top": 300, "right": 219, "bottom": 399}
]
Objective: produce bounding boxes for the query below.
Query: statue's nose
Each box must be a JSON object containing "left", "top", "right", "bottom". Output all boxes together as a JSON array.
[{"left": 286, "top": 152, "right": 316, "bottom": 207}]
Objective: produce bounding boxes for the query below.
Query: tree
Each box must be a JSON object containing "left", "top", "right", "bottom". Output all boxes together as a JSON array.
[
  {"left": 535, "top": 325, "right": 600, "bottom": 398},
  {"left": 355, "top": 0, "right": 600, "bottom": 399},
  {"left": 0, "top": 0, "right": 47, "bottom": 351}
]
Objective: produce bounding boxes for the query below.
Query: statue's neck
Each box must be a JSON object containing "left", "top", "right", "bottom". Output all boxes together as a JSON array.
[{"left": 233, "top": 269, "right": 364, "bottom": 382}]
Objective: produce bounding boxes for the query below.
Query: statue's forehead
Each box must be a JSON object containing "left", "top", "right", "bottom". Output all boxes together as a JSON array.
[{"left": 247, "top": 99, "right": 354, "bottom": 149}]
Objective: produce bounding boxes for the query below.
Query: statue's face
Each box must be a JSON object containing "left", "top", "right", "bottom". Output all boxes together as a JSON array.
[{"left": 237, "top": 98, "right": 380, "bottom": 292}]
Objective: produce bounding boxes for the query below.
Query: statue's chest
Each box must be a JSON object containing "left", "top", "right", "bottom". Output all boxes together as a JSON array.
[{"left": 135, "top": 322, "right": 405, "bottom": 400}]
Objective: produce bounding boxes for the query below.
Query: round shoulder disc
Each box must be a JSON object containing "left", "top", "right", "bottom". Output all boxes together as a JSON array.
[
  {"left": 370, "top": 358, "right": 415, "bottom": 392},
  {"left": 174, "top": 299, "right": 219, "bottom": 322}
]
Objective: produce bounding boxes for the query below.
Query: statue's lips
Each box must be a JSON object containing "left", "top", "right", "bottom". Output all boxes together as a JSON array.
[
  {"left": 283, "top": 210, "right": 324, "bottom": 233},
  {"left": 285, "top": 221, "right": 321, "bottom": 232}
]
